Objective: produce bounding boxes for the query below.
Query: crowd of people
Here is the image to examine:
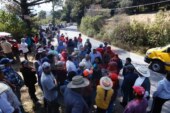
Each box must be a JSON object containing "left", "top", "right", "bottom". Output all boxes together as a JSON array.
[{"left": 0, "top": 29, "right": 170, "bottom": 113}]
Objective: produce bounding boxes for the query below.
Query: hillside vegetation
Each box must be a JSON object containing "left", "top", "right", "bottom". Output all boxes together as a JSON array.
[{"left": 80, "top": 11, "right": 170, "bottom": 54}]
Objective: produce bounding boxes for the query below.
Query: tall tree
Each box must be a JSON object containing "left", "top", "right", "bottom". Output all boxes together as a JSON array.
[
  {"left": 38, "top": 10, "right": 47, "bottom": 19},
  {"left": 1, "top": 0, "right": 53, "bottom": 30}
]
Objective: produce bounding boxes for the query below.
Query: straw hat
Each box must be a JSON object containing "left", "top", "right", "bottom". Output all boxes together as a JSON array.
[
  {"left": 135, "top": 66, "right": 150, "bottom": 77},
  {"left": 67, "top": 76, "right": 89, "bottom": 88},
  {"left": 100, "top": 76, "right": 113, "bottom": 90}
]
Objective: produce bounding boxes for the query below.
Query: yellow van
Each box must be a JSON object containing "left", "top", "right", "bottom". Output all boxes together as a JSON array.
[{"left": 144, "top": 45, "right": 170, "bottom": 73}]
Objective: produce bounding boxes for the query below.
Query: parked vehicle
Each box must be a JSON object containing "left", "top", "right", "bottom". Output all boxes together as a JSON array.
[{"left": 145, "top": 45, "right": 170, "bottom": 73}]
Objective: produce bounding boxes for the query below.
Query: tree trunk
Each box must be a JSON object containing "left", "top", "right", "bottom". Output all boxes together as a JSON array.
[{"left": 20, "top": 0, "right": 31, "bottom": 30}]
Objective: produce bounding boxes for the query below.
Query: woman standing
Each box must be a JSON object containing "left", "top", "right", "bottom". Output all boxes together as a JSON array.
[{"left": 95, "top": 76, "right": 114, "bottom": 113}]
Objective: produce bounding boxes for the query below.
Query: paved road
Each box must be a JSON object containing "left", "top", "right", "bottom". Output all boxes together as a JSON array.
[{"left": 58, "top": 26, "right": 169, "bottom": 113}]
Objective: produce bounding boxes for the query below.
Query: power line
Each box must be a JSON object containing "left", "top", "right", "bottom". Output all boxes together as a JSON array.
[{"left": 87, "top": 0, "right": 170, "bottom": 11}]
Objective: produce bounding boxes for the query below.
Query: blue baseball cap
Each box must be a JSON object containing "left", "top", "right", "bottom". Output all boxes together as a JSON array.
[{"left": 0, "top": 58, "right": 13, "bottom": 64}]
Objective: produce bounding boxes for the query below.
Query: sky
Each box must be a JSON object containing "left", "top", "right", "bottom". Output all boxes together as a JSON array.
[
  {"left": 34, "top": 3, "right": 52, "bottom": 12},
  {"left": 0, "top": 2, "right": 62, "bottom": 13}
]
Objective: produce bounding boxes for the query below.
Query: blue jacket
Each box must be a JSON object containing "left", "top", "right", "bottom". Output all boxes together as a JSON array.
[{"left": 64, "top": 88, "right": 89, "bottom": 113}]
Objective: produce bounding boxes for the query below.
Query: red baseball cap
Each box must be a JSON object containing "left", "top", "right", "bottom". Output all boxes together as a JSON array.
[{"left": 133, "top": 86, "right": 145, "bottom": 96}]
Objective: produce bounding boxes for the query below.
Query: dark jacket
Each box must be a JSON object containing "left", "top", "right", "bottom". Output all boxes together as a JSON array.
[
  {"left": 141, "top": 77, "right": 151, "bottom": 100},
  {"left": 121, "top": 72, "right": 138, "bottom": 100},
  {"left": 122, "top": 63, "right": 134, "bottom": 76},
  {"left": 64, "top": 88, "right": 89, "bottom": 113},
  {"left": 20, "top": 67, "right": 37, "bottom": 86}
]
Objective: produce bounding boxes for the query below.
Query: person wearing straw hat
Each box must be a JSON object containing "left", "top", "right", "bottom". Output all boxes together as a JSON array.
[
  {"left": 123, "top": 86, "right": 148, "bottom": 113},
  {"left": 134, "top": 66, "right": 151, "bottom": 100},
  {"left": 95, "top": 76, "right": 114, "bottom": 113},
  {"left": 64, "top": 76, "right": 90, "bottom": 113}
]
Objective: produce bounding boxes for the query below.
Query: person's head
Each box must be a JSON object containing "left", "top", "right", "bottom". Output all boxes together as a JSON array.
[
  {"left": 47, "top": 54, "right": 55, "bottom": 62},
  {"left": 67, "top": 76, "right": 90, "bottom": 93},
  {"left": 100, "top": 76, "right": 113, "bottom": 90},
  {"left": 67, "top": 55, "right": 73, "bottom": 61},
  {"left": 126, "top": 57, "right": 131, "bottom": 64},
  {"left": 104, "top": 42, "right": 108, "bottom": 47},
  {"left": 79, "top": 33, "right": 81, "bottom": 37},
  {"left": 51, "top": 46, "right": 55, "bottom": 50},
  {"left": 56, "top": 61, "right": 65, "bottom": 70},
  {"left": 85, "top": 54, "right": 90, "bottom": 61},
  {"left": 21, "top": 38, "right": 25, "bottom": 43},
  {"left": 99, "top": 44, "right": 103, "bottom": 48},
  {"left": 21, "top": 60, "right": 29, "bottom": 68},
  {"left": 108, "top": 61, "right": 118, "bottom": 72},
  {"left": 0, "top": 58, "right": 13, "bottom": 67},
  {"left": 79, "top": 62, "right": 86, "bottom": 70},
  {"left": 166, "top": 71, "right": 170, "bottom": 81},
  {"left": 74, "top": 37, "right": 77, "bottom": 40},
  {"left": 93, "top": 49, "right": 97, "bottom": 54},
  {"left": 42, "top": 62, "right": 51, "bottom": 75},
  {"left": 133, "top": 86, "right": 145, "bottom": 99},
  {"left": 1, "top": 38, "right": 6, "bottom": 42},
  {"left": 69, "top": 39, "right": 72, "bottom": 42},
  {"left": 86, "top": 39, "right": 90, "bottom": 42}
]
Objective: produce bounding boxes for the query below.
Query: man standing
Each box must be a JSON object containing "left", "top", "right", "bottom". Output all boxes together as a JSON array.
[
  {"left": 66, "top": 56, "right": 77, "bottom": 73},
  {"left": 123, "top": 86, "right": 148, "bottom": 113},
  {"left": 41, "top": 62, "right": 59, "bottom": 113},
  {"left": 64, "top": 76, "right": 90, "bottom": 113},
  {"left": 121, "top": 65, "right": 138, "bottom": 107},
  {"left": 20, "top": 60, "right": 38, "bottom": 103},
  {"left": 0, "top": 38, "right": 13, "bottom": 60},
  {"left": 81, "top": 54, "right": 92, "bottom": 69},
  {"left": 122, "top": 58, "right": 133, "bottom": 76},
  {"left": 149, "top": 72, "right": 170, "bottom": 113},
  {"left": 90, "top": 49, "right": 102, "bottom": 64}
]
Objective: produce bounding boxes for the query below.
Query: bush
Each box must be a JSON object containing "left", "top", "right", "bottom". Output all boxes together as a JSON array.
[
  {"left": 80, "top": 15, "right": 104, "bottom": 37},
  {"left": 98, "top": 11, "right": 170, "bottom": 53}
]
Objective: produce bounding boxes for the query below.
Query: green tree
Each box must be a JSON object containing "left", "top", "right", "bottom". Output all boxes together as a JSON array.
[
  {"left": 1, "top": 0, "right": 54, "bottom": 30},
  {"left": 52, "top": 10, "right": 62, "bottom": 19},
  {"left": 0, "top": 10, "right": 28, "bottom": 39},
  {"left": 62, "top": 0, "right": 92, "bottom": 24},
  {"left": 38, "top": 10, "right": 47, "bottom": 19}
]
